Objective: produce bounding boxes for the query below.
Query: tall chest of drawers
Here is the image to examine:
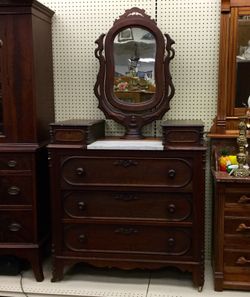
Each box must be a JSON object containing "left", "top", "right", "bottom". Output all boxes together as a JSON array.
[
  {"left": 0, "top": 145, "right": 50, "bottom": 280},
  {"left": 48, "top": 120, "right": 206, "bottom": 289},
  {"left": 0, "top": 1, "right": 54, "bottom": 280},
  {"left": 212, "top": 171, "right": 250, "bottom": 291}
]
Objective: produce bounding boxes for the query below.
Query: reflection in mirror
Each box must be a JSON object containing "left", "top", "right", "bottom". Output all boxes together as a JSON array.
[
  {"left": 235, "top": 15, "right": 250, "bottom": 108},
  {"left": 113, "top": 27, "right": 156, "bottom": 104}
]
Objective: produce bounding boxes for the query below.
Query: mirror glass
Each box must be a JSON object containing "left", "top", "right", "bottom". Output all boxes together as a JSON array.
[
  {"left": 113, "top": 27, "right": 156, "bottom": 104},
  {"left": 235, "top": 15, "right": 250, "bottom": 108}
]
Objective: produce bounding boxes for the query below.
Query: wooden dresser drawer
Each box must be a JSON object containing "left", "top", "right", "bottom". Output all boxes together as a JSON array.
[
  {"left": 224, "top": 250, "right": 250, "bottom": 283},
  {"left": 0, "top": 154, "right": 32, "bottom": 170},
  {"left": 0, "top": 176, "right": 33, "bottom": 205},
  {"left": 0, "top": 210, "right": 34, "bottom": 243},
  {"left": 63, "top": 190, "right": 192, "bottom": 222},
  {"left": 224, "top": 185, "right": 250, "bottom": 216},
  {"left": 63, "top": 224, "right": 192, "bottom": 256},
  {"left": 224, "top": 217, "right": 250, "bottom": 247},
  {"left": 61, "top": 156, "right": 193, "bottom": 188}
]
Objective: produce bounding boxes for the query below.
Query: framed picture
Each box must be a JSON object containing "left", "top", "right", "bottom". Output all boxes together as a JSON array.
[{"left": 118, "top": 28, "right": 134, "bottom": 42}]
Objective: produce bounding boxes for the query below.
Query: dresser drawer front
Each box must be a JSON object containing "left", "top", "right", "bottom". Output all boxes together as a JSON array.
[
  {"left": 63, "top": 224, "right": 192, "bottom": 256},
  {"left": 0, "top": 176, "right": 33, "bottom": 205},
  {"left": 63, "top": 191, "right": 192, "bottom": 222},
  {"left": 0, "top": 154, "right": 32, "bottom": 170},
  {"left": 224, "top": 251, "right": 250, "bottom": 283},
  {"left": 61, "top": 157, "right": 193, "bottom": 188},
  {"left": 0, "top": 210, "right": 34, "bottom": 242},
  {"left": 225, "top": 185, "right": 250, "bottom": 216},
  {"left": 225, "top": 217, "right": 250, "bottom": 235},
  {"left": 224, "top": 217, "right": 250, "bottom": 247}
]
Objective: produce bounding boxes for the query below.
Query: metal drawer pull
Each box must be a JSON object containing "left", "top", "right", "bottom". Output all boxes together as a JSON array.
[
  {"left": 236, "top": 256, "right": 250, "bottom": 265},
  {"left": 167, "top": 203, "right": 176, "bottom": 213},
  {"left": 238, "top": 195, "right": 250, "bottom": 204},
  {"left": 115, "top": 227, "right": 138, "bottom": 235},
  {"left": 114, "top": 159, "right": 138, "bottom": 168},
  {"left": 75, "top": 167, "right": 85, "bottom": 176},
  {"left": 0, "top": 39, "right": 3, "bottom": 47},
  {"left": 8, "top": 223, "right": 21, "bottom": 232},
  {"left": 114, "top": 193, "right": 138, "bottom": 201},
  {"left": 78, "top": 234, "right": 86, "bottom": 243},
  {"left": 7, "top": 186, "right": 21, "bottom": 196},
  {"left": 77, "top": 201, "right": 86, "bottom": 210},
  {"left": 7, "top": 160, "right": 17, "bottom": 168},
  {"left": 236, "top": 223, "right": 250, "bottom": 232},
  {"left": 167, "top": 237, "right": 175, "bottom": 247},
  {"left": 168, "top": 169, "right": 176, "bottom": 178}
]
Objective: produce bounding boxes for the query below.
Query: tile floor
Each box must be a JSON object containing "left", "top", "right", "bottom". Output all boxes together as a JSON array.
[{"left": 0, "top": 260, "right": 249, "bottom": 297}]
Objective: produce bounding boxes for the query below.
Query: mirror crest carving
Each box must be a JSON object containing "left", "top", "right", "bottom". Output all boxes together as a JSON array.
[{"left": 94, "top": 7, "right": 175, "bottom": 139}]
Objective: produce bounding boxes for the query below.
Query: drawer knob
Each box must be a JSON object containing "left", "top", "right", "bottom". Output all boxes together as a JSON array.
[
  {"left": 236, "top": 256, "right": 250, "bottom": 265},
  {"left": 167, "top": 203, "right": 176, "bottom": 214},
  {"left": 167, "top": 237, "right": 175, "bottom": 247},
  {"left": 78, "top": 234, "right": 86, "bottom": 243},
  {"left": 77, "top": 201, "right": 86, "bottom": 210},
  {"left": 115, "top": 227, "right": 138, "bottom": 235},
  {"left": 236, "top": 223, "right": 250, "bottom": 232},
  {"left": 168, "top": 169, "right": 176, "bottom": 178},
  {"left": 0, "top": 39, "right": 3, "bottom": 48},
  {"left": 75, "top": 167, "right": 85, "bottom": 176},
  {"left": 8, "top": 223, "right": 21, "bottom": 232},
  {"left": 7, "top": 160, "right": 17, "bottom": 168},
  {"left": 238, "top": 195, "right": 250, "bottom": 204},
  {"left": 7, "top": 186, "right": 21, "bottom": 196}
]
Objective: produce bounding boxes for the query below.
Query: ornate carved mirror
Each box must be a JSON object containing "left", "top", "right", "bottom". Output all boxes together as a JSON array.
[
  {"left": 210, "top": 0, "right": 250, "bottom": 136},
  {"left": 94, "top": 7, "right": 175, "bottom": 139}
]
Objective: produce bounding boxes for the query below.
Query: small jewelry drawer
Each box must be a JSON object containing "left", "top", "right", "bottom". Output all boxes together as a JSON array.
[
  {"left": 49, "top": 119, "right": 105, "bottom": 146},
  {"left": 161, "top": 120, "right": 204, "bottom": 148},
  {"left": 0, "top": 175, "right": 33, "bottom": 205},
  {"left": 61, "top": 156, "right": 193, "bottom": 189},
  {"left": 0, "top": 154, "right": 32, "bottom": 170},
  {"left": 63, "top": 223, "right": 192, "bottom": 256},
  {"left": 63, "top": 190, "right": 193, "bottom": 222},
  {"left": 0, "top": 210, "right": 34, "bottom": 243}
]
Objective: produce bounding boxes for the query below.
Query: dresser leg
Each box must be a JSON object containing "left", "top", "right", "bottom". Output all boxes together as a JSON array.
[
  {"left": 192, "top": 266, "right": 204, "bottom": 290},
  {"left": 51, "top": 258, "right": 64, "bottom": 282},
  {"left": 28, "top": 251, "right": 44, "bottom": 282}
]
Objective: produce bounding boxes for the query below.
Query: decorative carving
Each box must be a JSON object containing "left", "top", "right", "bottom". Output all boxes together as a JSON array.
[
  {"left": 114, "top": 193, "right": 139, "bottom": 201},
  {"left": 113, "top": 159, "right": 138, "bottom": 168}
]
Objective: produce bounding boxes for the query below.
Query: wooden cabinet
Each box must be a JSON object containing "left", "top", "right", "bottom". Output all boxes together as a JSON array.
[
  {"left": 212, "top": 171, "right": 250, "bottom": 291},
  {"left": 0, "top": 1, "right": 54, "bottom": 281},
  {"left": 48, "top": 121, "right": 206, "bottom": 290}
]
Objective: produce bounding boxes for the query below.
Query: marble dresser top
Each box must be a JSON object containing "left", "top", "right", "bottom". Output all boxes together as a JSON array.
[{"left": 87, "top": 139, "right": 163, "bottom": 150}]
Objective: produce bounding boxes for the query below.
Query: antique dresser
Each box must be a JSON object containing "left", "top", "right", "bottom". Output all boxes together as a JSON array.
[
  {"left": 48, "top": 119, "right": 206, "bottom": 290},
  {"left": 47, "top": 8, "right": 207, "bottom": 290},
  {"left": 209, "top": 0, "right": 250, "bottom": 291},
  {"left": 0, "top": 0, "right": 54, "bottom": 281}
]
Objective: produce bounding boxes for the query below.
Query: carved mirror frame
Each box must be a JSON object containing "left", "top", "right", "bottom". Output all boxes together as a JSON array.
[
  {"left": 210, "top": 0, "right": 250, "bottom": 136},
  {"left": 94, "top": 7, "right": 175, "bottom": 139}
]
